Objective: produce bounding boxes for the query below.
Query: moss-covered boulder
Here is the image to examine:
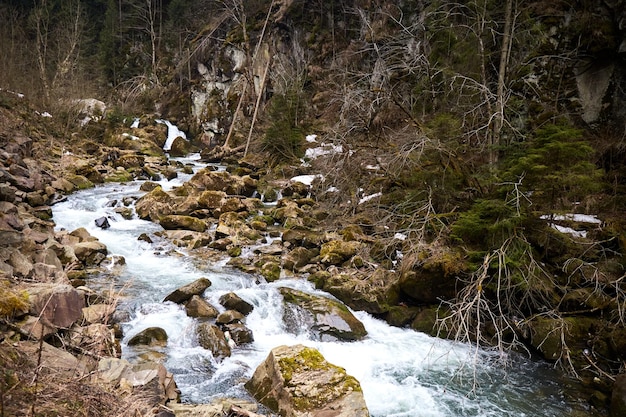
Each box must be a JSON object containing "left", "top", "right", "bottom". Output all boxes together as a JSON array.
[
  {"left": 135, "top": 186, "right": 177, "bottom": 221},
  {"left": 128, "top": 327, "right": 168, "bottom": 347},
  {"left": 245, "top": 344, "right": 369, "bottom": 417},
  {"left": 159, "top": 214, "right": 207, "bottom": 232},
  {"left": 280, "top": 287, "right": 367, "bottom": 341},
  {"left": 320, "top": 240, "right": 361, "bottom": 265},
  {"left": 313, "top": 269, "right": 400, "bottom": 315},
  {"left": 525, "top": 316, "right": 600, "bottom": 362}
]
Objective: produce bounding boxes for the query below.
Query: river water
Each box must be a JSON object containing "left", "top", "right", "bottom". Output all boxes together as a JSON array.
[{"left": 51, "top": 155, "right": 588, "bottom": 417}]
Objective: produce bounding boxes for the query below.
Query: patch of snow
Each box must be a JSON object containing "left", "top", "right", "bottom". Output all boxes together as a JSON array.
[
  {"left": 394, "top": 233, "right": 407, "bottom": 241},
  {"left": 122, "top": 132, "right": 140, "bottom": 141},
  {"left": 551, "top": 224, "right": 587, "bottom": 238},
  {"left": 131, "top": 118, "right": 140, "bottom": 128},
  {"left": 365, "top": 164, "right": 381, "bottom": 171},
  {"left": 290, "top": 174, "right": 323, "bottom": 186},
  {"left": 326, "top": 186, "right": 339, "bottom": 193},
  {"left": 359, "top": 192, "right": 382, "bottom": 204},
  {"left": 38, "top": 111, "right": 52, "bottom": 118},
  {"left": 306, "top": 134, "right": 318, "bottom": 143}
]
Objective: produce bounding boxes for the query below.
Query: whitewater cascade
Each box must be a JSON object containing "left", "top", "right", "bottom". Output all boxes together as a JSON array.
[{"left": 52, "top": 154, "right": 580, "bottom": 417}]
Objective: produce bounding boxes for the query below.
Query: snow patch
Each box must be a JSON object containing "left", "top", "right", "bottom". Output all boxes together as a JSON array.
[
  {"left": 290, "top": 174, "right": 323, "bottom": 186},
  {"left": 359, "top": 192, "right": 382, "bottom": 204}
]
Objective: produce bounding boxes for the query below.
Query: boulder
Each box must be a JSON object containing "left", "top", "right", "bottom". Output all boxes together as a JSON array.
[
  {"left": 216, "top": 309, "right": 245, "bottom": 325},
  {"left": 245, "top": 344, "right": 369, "bottom": 417},
  {"left": 163, "top": 277, "right": 212, "bottom": 304},
  {"left": 185, "top": 295, "right": 219, "bottom": 318},
  {"left": 223, "top": 323, "right": 254, "bottom": 345},
  {"left": 28, "top": 283, "right": 85, "bottom": 328},
  {"left": 283, "top": 247, "right": 318, "bottom": 271},
  {"left": 95, "top": 216, "right": 111, "bottom": 229},
  {"left": 82, "top": 303, "right": 114, "bottom": 324},
  {"left": 168, "top": 400, "right": 261, "bottom": 417},
  {"left": 159, "top": 214, "right": 207, "bottom": 232},
  {"left": 128, "top": 326, "right": 168, "bottom": 347},
  {"left": 314, "top": 269, "right": 400, "bottom": 315},
  {"left": 280, "top": 287, "right": 367, "bottom": 341},
  {"left": 197, "top": 322, "right": 231, "bottom": 359},
  {"left": 18, "top": 341, "right": 89, "bottom": 378},
  {"left": 320, "top": 240, "right": 361, "bottom": 265},
  {"left": 219, "top": 292, "right": 254, "bottom": 315},
  {"left": 73, "top": 240, "right": 108, "bottom": 266},
  {"left": 135, "top": 186, "right": 176, "bottom": 221},
  {"left": 215, "top": 212, "right": 261, "bottom": 242}
]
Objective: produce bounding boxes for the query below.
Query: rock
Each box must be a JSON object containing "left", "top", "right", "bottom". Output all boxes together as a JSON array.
[
  {"left": 283, "top": 247, "right": 318, "bottom": 271},
  {"left": 260, "top": 261, "right": 281, "bottom": 282},
  {"left": 525, "top": 316, "right": 598, "bottom": 361},
  {"left": 398, "top": 269, "right": 457, "bottom": 305},
  {"left": 197, "top": 322, "right": 231, "bottom": 359},
  {"left": 168, "top": 400, "right": 261, "bottom": 417},
  {"left": 163, "top": 277, "right": 212, "bottom": 304},
  {"left": 320, "top": 240, "right": 361, "bottom": 265},
  {"left": 159, "top": 214, "right": 207, "bottom": 232},
  {"left": 188, "top": 170, "right": 250, "bottom": 196},
  {"left": 73, "top": 240, "right": 108, "bottom": 266},
  {"left": 82, "top": 303, "right": 114, "bottom": 324},
  {"left": 245, "top": 344, "right": 369, "bottom": 417},
  {"left": 216, "top": 309, "right": 245, "bottom": 325},
  {"left": 135, "top": 186, "right": 176, "bottom": 221},
  {"left": 128, "top": 326, "right": 168, "bottom": 346},
  {"left": 215, "top": 212, "right": 261, "bottom": 243},
  {"left": 185, "top": 295, "right": 219, "bottom": 318},
  {"left": 611, "top": 374, "right": 626, "bottom": 417},
  {"left": 219, "top": 292, "right": 254, "bottom": 315},
  {"left": 17, "top": 315, "right": 57, "bottom": 339},
  {"left": 66, "top": 174, "right": 94, "bottom": 190},
  {"left": 280, "top": 287, "right": 367, "bottom": 341},
  {"left": 28, "top": 283, "right": 85, "bottom": 328},
  {"left": 95, "top": 216, "right": 111, "bottom": 229},
  {"left": 315, "top": 269, "right": 400, "bottom": 315},
  {"left": 70, "top": 323, "right": 119, "bottom": 357},
  {"left": 281, "top": 228, "right": 325, "bottom": 249},
  {"left": 223, "top": 323, "right": 254, "bottom": 345},
  {"left": 18, "top": 341, "right": 89, "bottom": 378}
]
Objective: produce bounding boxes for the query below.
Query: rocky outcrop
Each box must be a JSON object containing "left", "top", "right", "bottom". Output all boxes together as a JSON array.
[
  {"left": 245, "top": 344, "right": 369, "bottom": 417},
  {"left": 280, "top": 287, "right": 367, "bottom": 341}
]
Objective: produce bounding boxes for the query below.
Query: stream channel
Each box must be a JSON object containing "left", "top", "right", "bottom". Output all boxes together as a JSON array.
[{"left": 52, "top": 153, "right": 587, "bottom": 417}]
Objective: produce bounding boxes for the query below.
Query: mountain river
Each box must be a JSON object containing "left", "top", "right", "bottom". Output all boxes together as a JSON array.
[{"left": 51, "top": 154, "right": 591, "bottom": 417}]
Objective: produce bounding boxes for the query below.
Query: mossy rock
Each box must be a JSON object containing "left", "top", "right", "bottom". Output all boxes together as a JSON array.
[
  {"left": 159, "top": 214, "right": 207, "bottom": 232},
  {"left": 260, "top": 261, "right": 281, "bottom": 282},
  {"left": 128, "top": 326, "right": 168, "bottom": 346},
  {"left": 319, "top": 240, "right": 361, "bottom": 265},
  {"left": 66, "top": 174, "right": 94, "bottom": 190},
  {"left": 526, "top": 316, "right": 600, "bottom": 362},
  {"left": 105, "top": 169, "right": 134, "bottom": 183}
]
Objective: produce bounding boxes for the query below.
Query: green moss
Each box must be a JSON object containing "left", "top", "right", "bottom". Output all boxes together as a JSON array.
[{"left": 0, "top": 281, "right": 29, "bottom": 318}]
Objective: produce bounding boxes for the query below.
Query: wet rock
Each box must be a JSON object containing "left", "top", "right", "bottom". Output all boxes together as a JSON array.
[
  {"left": 215, "top": 212, "right": 261, "bottom": 242},
  {"left": 283, "top": 247, "right": 318, "bottom": 271},
  {"left": 280, "top": 287, "right": 367, "bottom": 341},
  {"left": 197, "top": 322, "right": 231, "bottom": 359},
  {"left": 28, "top": 283, "right": 85, "bottom": 329},
  {"left": 159, "top": 214, "right": 207, "bottom": 232},
  {"left": 223, "top": 323, "right": 254, "bottom": 345},
  {"left": 66, "top": 174, "right": 94, "bottom": 190},
  {"left": 135, "top": 186, "right": 176, "bottom": 221},
  {"left": 216, "top": 309, "right": 245, "bottom": 325},
  {"left": 185, "top": 295, "right": 219, "bottom": 318},
  {"left": 163, "top": 277, "right": 212, "bottom": 304},
  {"left": 245, "top": 344, "right": 369, "bottom": 417},
  {"left": 95, "top": 216, "right": 111, "bottom": 229},
  {"left": 260, "top": 261, "right": 281, "bottom": 282},
  {"left": 219, "top": 292, "right": 254, "bottom": 315},
  {"left": 128, "top": 326, "right": 168, "bottom": 347}
]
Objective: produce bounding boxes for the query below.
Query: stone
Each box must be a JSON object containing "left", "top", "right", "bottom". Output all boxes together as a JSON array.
[
  {"left": 82, "top": 303, "right": 114, "bottom": 324},
  {"left": 159, "top": 214, "right": 207, "bottom": 232},
  {"left": 17, "top": 341, "right": 89, "bottom": 378},
  {"left": 320, "top": 240, "right": 361, "bottom": 265},
  {"left": 135, "top": 186, "right": 176, "bottom": 221},
  {"left": 219, "top": 291, "right": 254, "bottom": 315},
  {"left": 185, "top": 295, "right": 219, "bottom": 318},
  {"left": 95, "top": 216, "right": 111, "bottom": 229},
  {"left": 245, "top": 344, "right": 369, "bottom": 417},
  {"left": 73, "top": 240, "right": 108, "bottom": 266},
  {"left": 280, "top": 287, "right": 367, "bottom": 341},
  {"left": 17, "top": 315, "right": 57, "bottom": 339},
  {"left": 216, "top": 309, "right": 245, "bottom": 325},
  {"left": 28, "top": 283, "right": 85, "bottom": 328},
  {"left": 223, "top": 323, "right": 254, "bottom": 345},
  {"left": 163, "top": 277, "right": 212, "bottom": 304},
  {"left": 282, "top": 247, "right": 317, "bottom": 271},
  {"left": 197, "top": 322, "right": 231, "bottom": 359},
  {"left": 128, "top": 327, "right": 168, "bottom": 347}
]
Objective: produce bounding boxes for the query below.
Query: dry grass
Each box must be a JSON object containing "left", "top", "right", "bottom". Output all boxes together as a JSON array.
[{"left": 0, "top": 341, "right": 154, "bottom": 417}]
